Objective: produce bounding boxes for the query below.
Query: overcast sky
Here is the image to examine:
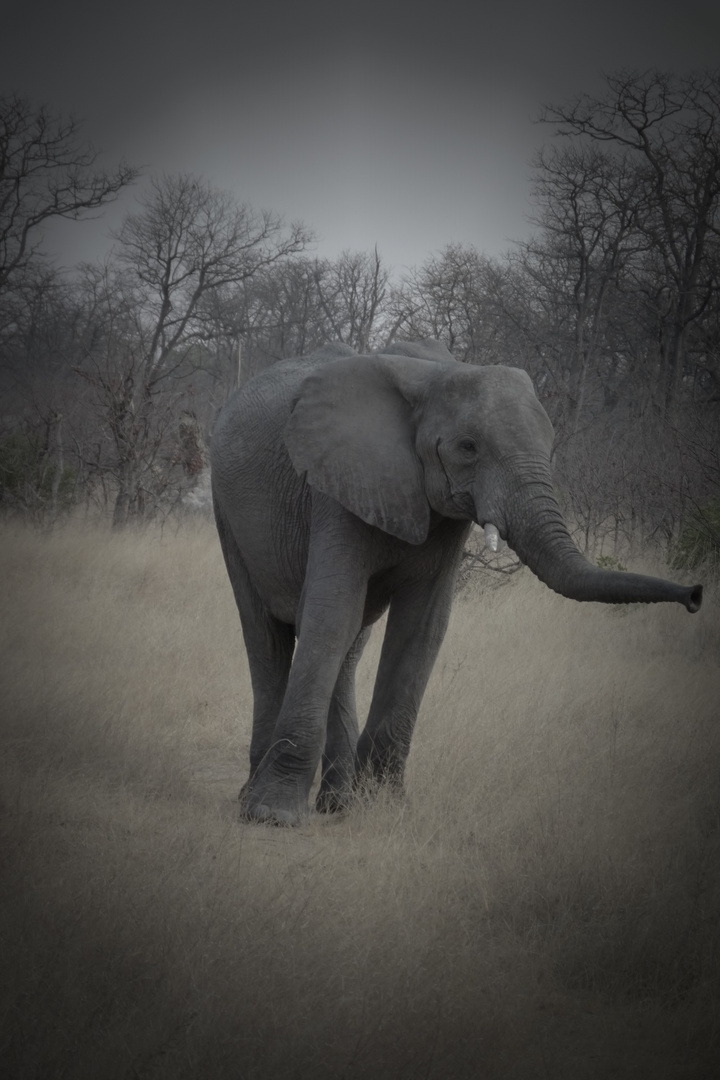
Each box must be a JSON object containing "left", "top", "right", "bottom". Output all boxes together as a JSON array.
[{"left": 2, "top": 0, "right": 717, "bottom": 275}]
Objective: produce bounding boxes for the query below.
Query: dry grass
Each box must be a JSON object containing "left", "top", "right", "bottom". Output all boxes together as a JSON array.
[{"left": 1, "top": 518, "right": 719, "bottom": 1079}]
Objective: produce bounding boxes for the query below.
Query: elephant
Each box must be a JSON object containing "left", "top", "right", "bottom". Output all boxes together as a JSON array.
[{"left": 210, "top": 339, "right": 702, "bottom": 825}]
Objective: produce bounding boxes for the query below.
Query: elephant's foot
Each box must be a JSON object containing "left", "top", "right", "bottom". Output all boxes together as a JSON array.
[
  {"left": 315, "top": 784, "right": 352, "bottom": 814},
  {"left": 243, "top": 800, "right": 303, "bottom": 827},
  {"left": 355, "top": 738, "right": 407, "bottom": 794},
  {"left": 242, "top": 772, "right": 309, "bottom": 827},
  {"left": 315, "top": 762, "right": 355, "bottom": 814}
]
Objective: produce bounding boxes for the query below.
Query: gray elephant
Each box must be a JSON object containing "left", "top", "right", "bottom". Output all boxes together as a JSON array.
[{"left": 211, "top": 340, "right": 702, "bottom": 825}]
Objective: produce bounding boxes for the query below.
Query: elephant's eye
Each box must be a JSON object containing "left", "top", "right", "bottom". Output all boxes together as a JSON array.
[{"left": 458, "top": 438, "right": 477, "bottom": 454}]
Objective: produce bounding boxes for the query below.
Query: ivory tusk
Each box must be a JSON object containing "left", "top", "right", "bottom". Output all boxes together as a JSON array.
[{"left": 484, "top": 523, "right": 500, "bottom": 552}]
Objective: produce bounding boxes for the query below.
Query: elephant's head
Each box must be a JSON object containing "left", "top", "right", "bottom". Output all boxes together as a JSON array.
[{"left": 284, "top": 348, "right": 702, "bottom": 613}]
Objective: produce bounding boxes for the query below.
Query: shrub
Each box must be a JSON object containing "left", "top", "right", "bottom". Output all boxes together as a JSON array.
[
  {"left": 0, "top": 431, "right": 75, "bottom": 518},
  {"left": 671, "top": 499, "right": 720, "bottom": 573},
  {"left": 596, "top": 554, "right": 628, "bottom": 573}
]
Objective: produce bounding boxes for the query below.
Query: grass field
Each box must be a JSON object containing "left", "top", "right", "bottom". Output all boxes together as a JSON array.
[{"left": 1, "top": 519, "right": 719, "bottom": 1079}]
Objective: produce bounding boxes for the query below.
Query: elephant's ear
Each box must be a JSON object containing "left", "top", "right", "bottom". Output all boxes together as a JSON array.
[{"left": 284, "top": 355, "right": 440, "bottom": 544}]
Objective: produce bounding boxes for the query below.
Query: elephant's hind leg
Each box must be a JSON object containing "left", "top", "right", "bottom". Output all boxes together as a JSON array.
[
  {"left": 213, "top": 500, "right": 295, "bottom": 800},
  {"left": 316, "top": 626, "right": 372, "bottom": 813},
  {"left": 246, "top": 501, "right": 371, "bottom": 825}
]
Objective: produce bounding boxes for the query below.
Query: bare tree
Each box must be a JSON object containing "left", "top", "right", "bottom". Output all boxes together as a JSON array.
[
  {"left": 76, "top": 175, "right": 311, "bottom": 525},
  {"left": 0, "top": 93, "right": 137, "bottom": 296},
  {"left": 0, "top": 266, "right": 90, "bottom": 522},
  {"left": 312, "top": 248, "right": 389, "bottom": 352},
  {"left": 390, "top": 244, "right": 514, "bottom": 364},
  {"left": 540, "top": 69, "right": 720, "bottom": 416},
  {"left": 195, "top": 248, "right": 391, "bottom": 399},
  {"left": 516, "top": 145, "right": 647, "bottom": 434},
  {"left": 0, "top": 95, "right": 136, "bottom": 523},
  {"left": 206, "top": 257, "right": 336, "bottom": 391}
]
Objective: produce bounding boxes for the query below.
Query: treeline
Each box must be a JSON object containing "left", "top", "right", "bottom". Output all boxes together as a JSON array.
[{"left": 1, "top": 72, "right": 718, "bottom": 568}]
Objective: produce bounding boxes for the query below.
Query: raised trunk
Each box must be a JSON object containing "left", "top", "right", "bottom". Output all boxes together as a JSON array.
[{"left": 503, "top": 478, "right": 702, "bottom": 614}]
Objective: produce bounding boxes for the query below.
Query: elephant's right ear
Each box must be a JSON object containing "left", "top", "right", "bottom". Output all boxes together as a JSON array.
[{"left": 283, "top": 355, "right": 438, "bottom": 544}]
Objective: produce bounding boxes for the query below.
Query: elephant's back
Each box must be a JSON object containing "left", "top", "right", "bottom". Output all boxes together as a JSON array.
[
  {"left": 212, "top": 359, "right": 310, "bottom": 471},
  {"left": 213, "top": 349, "right": 352, "bottom": 452}
]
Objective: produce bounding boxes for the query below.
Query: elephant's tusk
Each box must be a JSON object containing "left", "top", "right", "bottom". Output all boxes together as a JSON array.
[{"left": 484, "top": 523, "right": 501, "bottom": 552}]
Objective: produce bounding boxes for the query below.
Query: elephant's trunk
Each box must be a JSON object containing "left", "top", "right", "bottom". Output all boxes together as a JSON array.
[{"left": 498, "top": 471, "right": 702, "bottom": 614}]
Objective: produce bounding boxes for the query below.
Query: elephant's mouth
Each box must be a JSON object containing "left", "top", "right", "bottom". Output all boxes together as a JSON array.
[
  {"left": 433, "top": 440, "right": 507, "bottom": 550},
  {"left": 435, "top": 439, "right": 476, "bottom": 519}
]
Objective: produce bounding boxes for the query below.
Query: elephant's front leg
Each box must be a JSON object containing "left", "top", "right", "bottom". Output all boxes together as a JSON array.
[
  {"left": 356, "top": 562, "right": 459, "bottom": 789},
  {"left": 246, "top": 508, "right": 370, "bottom": 825}
]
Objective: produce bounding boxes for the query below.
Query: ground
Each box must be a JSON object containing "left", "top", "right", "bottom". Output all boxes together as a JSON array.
[{"left": 1, "top": 519, "right": 718, "bottom": 1078}]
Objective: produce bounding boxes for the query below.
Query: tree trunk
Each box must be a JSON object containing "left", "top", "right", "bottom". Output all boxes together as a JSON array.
[{"left": 47, "top": 412, "right": 63, "bottom": 531}]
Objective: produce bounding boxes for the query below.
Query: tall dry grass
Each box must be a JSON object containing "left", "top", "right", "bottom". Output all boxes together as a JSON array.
[{"left": 1, "top": 518, "right": 718, "bottom": 1079}]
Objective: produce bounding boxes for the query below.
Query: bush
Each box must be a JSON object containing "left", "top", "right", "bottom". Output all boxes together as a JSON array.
[
  {"left": 0, "top": 431, "right": 75, "bottom": 518},
  {"left": 671, "top": 499, "right": 720, "bottom": 573},
  {"left": 596, "top": 555, "right": 628, "bottom": 572}
]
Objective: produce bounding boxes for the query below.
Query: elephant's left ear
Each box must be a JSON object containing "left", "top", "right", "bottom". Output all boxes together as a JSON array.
[{"left": 284, "top": 355, "right": 438, "bottom": 544}]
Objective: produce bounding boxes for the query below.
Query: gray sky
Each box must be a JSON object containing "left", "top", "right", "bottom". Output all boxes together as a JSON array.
[{"left": 2, "top": 0, "right": 717, "bottom": 274}]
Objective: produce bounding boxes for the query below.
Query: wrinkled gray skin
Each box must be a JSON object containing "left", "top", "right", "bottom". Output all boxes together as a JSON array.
[{"left": 211, "top": 340, "right": 702, "bottom": 825}]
